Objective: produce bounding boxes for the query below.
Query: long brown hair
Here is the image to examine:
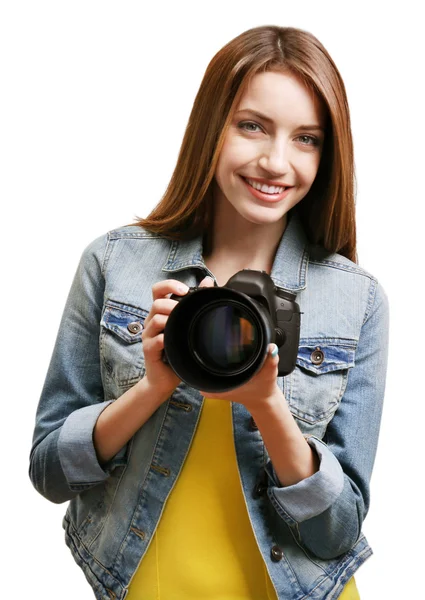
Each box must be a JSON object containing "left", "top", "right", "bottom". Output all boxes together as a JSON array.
[{"left": 129, "top": 25, "right": 358, "bottom": 263}]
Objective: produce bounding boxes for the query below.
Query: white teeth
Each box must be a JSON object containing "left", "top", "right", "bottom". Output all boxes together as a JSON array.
[{"left": 245, "top": 178, "right": 286, "bottom": 194}]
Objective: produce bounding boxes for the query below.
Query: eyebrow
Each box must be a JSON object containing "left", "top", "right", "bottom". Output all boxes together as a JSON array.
[{"left": 235, "top": 108, "right": 325, "bottom": 131}]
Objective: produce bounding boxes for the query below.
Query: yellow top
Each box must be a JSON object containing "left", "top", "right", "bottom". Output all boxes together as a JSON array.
[{"left": 126, "top": 397, "right": 359, "bottom": 599}]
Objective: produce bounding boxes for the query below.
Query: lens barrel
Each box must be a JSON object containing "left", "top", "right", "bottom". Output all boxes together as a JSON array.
[{"left": 163, "top": 286, "right": 273, "bottom": 393}]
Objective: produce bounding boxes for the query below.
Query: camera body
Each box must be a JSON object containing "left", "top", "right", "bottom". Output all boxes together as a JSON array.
[{"left": 162, "top": 269, "right": 301, "bottom": 393}]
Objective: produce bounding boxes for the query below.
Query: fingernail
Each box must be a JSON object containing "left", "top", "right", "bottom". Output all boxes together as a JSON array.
[
  {"left": 270, "top": 344, "right": 279, "bottom": 357},
  {"left": 178, "top": 284, "right": 189, "bottom": 293}
]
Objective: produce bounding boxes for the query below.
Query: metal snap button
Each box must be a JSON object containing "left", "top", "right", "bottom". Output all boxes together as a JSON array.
[
  {"left": 249, "top": 416, "right": 258, "bottom": 431},
  {"left": 311, "top": 347, "right": 324, "bottom": 365},
  {"left": 127, "top": 321, "right": 143, "bottom": 334},
  {"left": 270, "top": 545, "right": 284, "bottom": 562},
  {"left": 252, "top": 468, "right": 268, "bottom": 499},
  {"left": 252, "top": 482, "right": 267, "bottom": 499}
]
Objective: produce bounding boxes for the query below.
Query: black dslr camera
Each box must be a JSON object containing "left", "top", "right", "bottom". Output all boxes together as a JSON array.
[{"left": 162, "top": 269, "right": 301, "bottom": 393}]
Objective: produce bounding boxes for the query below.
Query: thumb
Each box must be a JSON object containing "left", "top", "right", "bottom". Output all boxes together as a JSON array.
[
  {"left": 199, "top": 276, "right": 215, "bottom": 288},
  {"left": 268, "top": 343, "right": 279, "bottom": 358}
]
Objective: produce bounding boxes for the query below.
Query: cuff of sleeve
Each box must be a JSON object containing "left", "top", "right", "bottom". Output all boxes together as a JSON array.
[
  {"left": 264, "top": 436, "right": 345, "bottom": 525},
  {"left": 58, "top": 400, "right": 128, "bottom": 491}
]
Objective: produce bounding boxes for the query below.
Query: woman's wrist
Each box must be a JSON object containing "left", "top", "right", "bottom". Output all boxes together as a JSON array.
[
  {"left": 93, "top": 377, "right": 173, "bottom": 466},
  {"left": 136, "top": 375, "right": 177, "bottom": 405}
]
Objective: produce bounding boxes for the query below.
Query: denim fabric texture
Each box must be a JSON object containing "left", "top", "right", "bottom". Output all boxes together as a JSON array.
[{"left": 29, "top": 209, "right": 390, "bottom": 600}]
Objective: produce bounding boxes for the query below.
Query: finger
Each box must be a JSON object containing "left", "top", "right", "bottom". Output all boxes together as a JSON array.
[
  {"left": 268, "top": 343, "right": 279, "bottom": 360},
  {"left": 143, "top": 312, "right": 168, "bottom": 338},
  {"left": 152, "top": 279, "right": 189, "bottom": 301},
  {"left": 142, "top": 332, "right": 166, "bottom": 360},
  {"left": 144, "top": 298, "right": 177, "bottom": 328},
  {"left": 199, "top": 276, "right": 215, "bottom": 287}
]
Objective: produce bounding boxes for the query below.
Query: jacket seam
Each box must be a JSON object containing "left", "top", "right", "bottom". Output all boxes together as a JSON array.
[
  {"left": 362, "top": 278, "right": 378, "bottom": 325},
  {"left": 302, "top": 545, "right": 371, "bottom": 599},
  {"left": 286, "top": 523, "right": 328, "bottom": 576},
  {"left": 109, "top": 230, "right": 162, "bottom": 240},
  {"left": 64, "top": 516, "right": 119, "bottom": 578},
  {"left": 110, "top": 402, "right": 173, "bottom": 574},
  {"left": 309, "top": 259, "right": 376, "bottom": 279},
  {"left": 101, "top": 232, "right": 110, "bottom": 277},
  {"left": 86, "top": 451, "right": 132, "bottom": 550},
  {"left": 296, "top": 245, "right": 308, "bottom": 280},
  {"left": 102, "top": 232, "right": 114, "bottom": 277}
]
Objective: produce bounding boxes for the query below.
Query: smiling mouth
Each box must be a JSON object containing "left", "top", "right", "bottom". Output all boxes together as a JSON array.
[
  {"left": 241, "top": 176, "right": 290, "bottom": 193},
  {"left": 239, "top": 175, "right": 293, "bottom": 202}
]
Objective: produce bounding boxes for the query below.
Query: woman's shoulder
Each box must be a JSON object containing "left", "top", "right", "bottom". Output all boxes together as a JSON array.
[
  {"left": 78, "top": 224, "right": 174, "bottom": 281},
  {"left": 81, "top": 224, "right": 163, "bottom": 255},
  {"left": 308, "top": 242, "right": 378, "bottom": 283},
  {"left": 308, "top": 242, "right": 389, "bottom": 317},
  {"left": 106, "top": 223, "right": 162, "bottom": 239}
]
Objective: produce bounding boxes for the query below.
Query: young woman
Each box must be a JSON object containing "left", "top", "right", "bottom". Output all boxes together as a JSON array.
[{"left": 29, "top": 25, "right": 389, "bottom": 600}]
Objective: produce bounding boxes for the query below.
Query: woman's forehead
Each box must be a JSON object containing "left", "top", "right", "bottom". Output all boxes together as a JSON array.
[{"left": 236, "top": 71, "right": 327, "bottom": 129}]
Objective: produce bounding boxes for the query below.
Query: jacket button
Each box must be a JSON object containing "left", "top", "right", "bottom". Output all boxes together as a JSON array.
[
  {"left": 127, "top": 321, "right": 143, "bottom": 334},
  {"left": 249, "top": 416, "right": 258, "bottom": 431},
  {"left": 270, "top": 545, "right": 284, "bottom": 562},
  {"left": 252, "top": 482, "right": 267, "bottom": 499},
  {"left": 311, "top": 347, "right": 324, "bottom": 365}
]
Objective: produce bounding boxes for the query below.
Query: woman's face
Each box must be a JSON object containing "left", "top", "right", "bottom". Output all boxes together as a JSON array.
[{"left": 213, "top": 70, "right": 327, "bottom": 226}]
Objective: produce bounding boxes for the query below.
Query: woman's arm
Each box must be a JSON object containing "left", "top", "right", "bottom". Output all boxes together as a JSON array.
[
  {"left": 93, "top": 377, "right": 170, "bottom": 465},
  {"left": 28, "top": 234, "right": 166, "bottom": 504},
  {"left": 263, "top": 278, "right": 390, "bottom": 559}
]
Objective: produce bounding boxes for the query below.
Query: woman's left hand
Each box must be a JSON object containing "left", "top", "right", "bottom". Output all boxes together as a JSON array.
[
  {"left": 197, "top": 274, "right": 284, "bottom": 411},
  {"left": 199, "top": 342, "right": 283, "bottom": 412}
]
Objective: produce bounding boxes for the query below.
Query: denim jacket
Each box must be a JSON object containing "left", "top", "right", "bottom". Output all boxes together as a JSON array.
[{"left": 29, "top": 209, "right": 389, "bottom": 600}]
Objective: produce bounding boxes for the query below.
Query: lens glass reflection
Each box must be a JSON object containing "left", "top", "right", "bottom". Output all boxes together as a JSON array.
[{"left": 192, "top": 303, "right": 260, "bottom": 371}]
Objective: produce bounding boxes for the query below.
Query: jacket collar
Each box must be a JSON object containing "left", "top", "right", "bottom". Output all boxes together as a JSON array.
[{"left": 162, "top": 209, "right": 309, "bottom": 293}]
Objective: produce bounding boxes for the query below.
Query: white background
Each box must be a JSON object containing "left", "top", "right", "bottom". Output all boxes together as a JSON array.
[{"left": 1, "top": 1, "right": 423, "bottom": 598}]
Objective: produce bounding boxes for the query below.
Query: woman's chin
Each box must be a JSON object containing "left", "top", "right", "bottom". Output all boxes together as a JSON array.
[{"left": 239, "top": 205, "right": 288, "bottom": 226}]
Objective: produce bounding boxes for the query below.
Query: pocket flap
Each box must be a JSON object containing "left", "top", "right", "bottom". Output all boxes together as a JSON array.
[
  {"left": 101, "top": 300, "right": 148, "bottom": 344},
  {"left": 296, "top": 341, "right": 356, "bottom": 375}
]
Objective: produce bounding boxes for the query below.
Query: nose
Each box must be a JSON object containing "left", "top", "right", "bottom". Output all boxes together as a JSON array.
[{"left": 258, "top": 138, "right": 291, "bottom": 175}]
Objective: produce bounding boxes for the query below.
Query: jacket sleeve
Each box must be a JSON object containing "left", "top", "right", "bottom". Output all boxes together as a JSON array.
[
  {"left": 29, "top": 233, "right": 129, "bottom": 504},
  {"left": 264, "top": 278, "right": 390, "bottom": 559}
]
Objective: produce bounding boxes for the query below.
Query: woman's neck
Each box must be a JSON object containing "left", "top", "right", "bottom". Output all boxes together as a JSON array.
[{"left": 202, "top": 197, "right": 289, "bottom": 273}]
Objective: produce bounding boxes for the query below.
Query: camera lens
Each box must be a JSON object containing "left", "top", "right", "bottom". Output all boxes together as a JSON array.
[{"left": 189, "top": 300, "right": 262, "bottom": 374}]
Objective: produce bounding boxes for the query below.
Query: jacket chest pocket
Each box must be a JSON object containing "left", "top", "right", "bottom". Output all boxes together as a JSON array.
[
  {"left": 284, "top": 340, "right": 356, "bottom": 438},
  {"left": 100, "top": 300, "right": 149, "bottom": 391}
]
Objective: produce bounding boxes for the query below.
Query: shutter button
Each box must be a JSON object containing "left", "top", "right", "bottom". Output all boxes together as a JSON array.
[
  {"left": 270, "top": 545, "right": 284, "bottom": 562},
  {"left": 127, "top": 321, "right": 143, "bottom": 334},
  {"left": 311, "top": 347, "right": 324, "bottom": 365}
]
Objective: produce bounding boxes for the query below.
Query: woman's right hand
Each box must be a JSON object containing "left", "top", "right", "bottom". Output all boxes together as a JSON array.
[{"left": 141, "top": 276, "right": 215, "bottom": 398}]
